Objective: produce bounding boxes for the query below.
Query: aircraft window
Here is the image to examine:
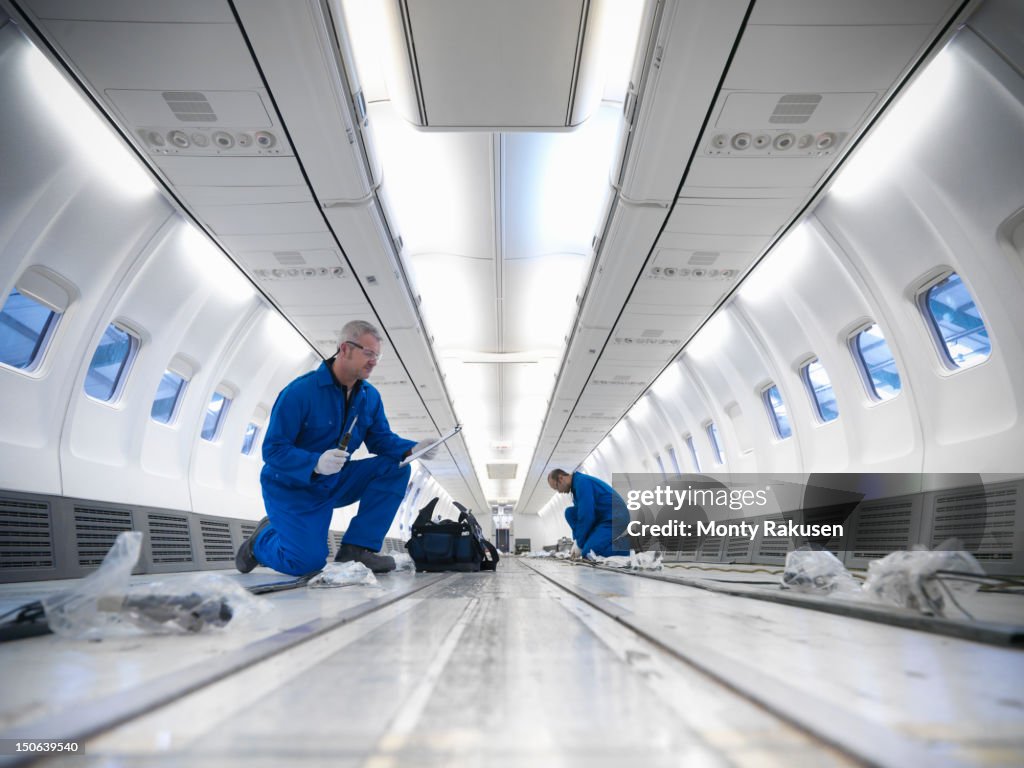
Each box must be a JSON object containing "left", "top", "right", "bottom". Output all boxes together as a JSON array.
[
  {"left": 684, "top": 434, "right": 700, "bottom": 471},
  {"left": 666, "top": 445, "right": 682, "bottom": 475},
  {"left": 762, "top": 384, "right": 792, "bottom": 439},
  {"left": 0, "top": 288, "right": 59, "bottom": 371},
  {"left": 84, "top": 323, "right": 139, "bottom": 402},
  {"left": 705, "top": 422, "right": 724, "bottom": 465},
  {"left": 655, "top": 453, "right": 667, "bottom": 479},
  {"left": 151, "top": 371, "right": 187, "bottom": 424},
  {"left": 241, "top": 422, "right": 261, "bottom": 454},
  {"left": 919, "top": 272, "right": 991, "bottom": 369},
  {"left": 201, "top": 391, "right": 231, "bottom": 441},
  {"left": 801, "top": 358, "right": 838, "bottom": 423},
  {"left": 852, "top": 324, "right": 901, "bottom": 401}
]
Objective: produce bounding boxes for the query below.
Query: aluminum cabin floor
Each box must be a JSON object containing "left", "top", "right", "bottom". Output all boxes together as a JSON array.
[{"left": 0, "top": 558, "right": 1022, "bottom": 767}]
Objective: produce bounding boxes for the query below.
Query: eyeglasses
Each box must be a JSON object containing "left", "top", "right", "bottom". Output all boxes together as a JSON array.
[{"left": 345, "top": 340, "right": 382, "bottom": 361}]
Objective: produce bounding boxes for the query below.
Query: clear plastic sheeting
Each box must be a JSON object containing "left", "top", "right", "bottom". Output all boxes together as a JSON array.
[
  {"left": 308, "top": 561, "right": 378, "bottom": 588},
  {"left": 525, "top": 550, "right": 555, "bottom": 558},
  {"left": 589, "top": 551, "right": 663, "bottom": 571},
  {"left": 863, "top": 544, "right": 985, "bottom": 617},
  {"left": 41, "top": 532, "right": 270, "bottom": 639},
  {"left": 782, "top": 549, "right": 861, "bottom": 596},
  {"left": 386, "top": 552, "right": 417, "bottom": 573}
]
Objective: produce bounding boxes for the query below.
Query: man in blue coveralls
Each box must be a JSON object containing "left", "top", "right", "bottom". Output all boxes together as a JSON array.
[
  {"left": 547, "top": 468, "right": 630, "bottom": 558},
  {"left": 235, "top": 320, "right": 437, "bottom": 575}
]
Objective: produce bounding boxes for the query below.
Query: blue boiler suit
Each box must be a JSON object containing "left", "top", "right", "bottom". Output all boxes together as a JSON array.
[
  {"left": 564, "top": 472, "right": 630, "bottom": 558},
  {"left": 252, "top": 359, "right": 416, "bottom": 576}
]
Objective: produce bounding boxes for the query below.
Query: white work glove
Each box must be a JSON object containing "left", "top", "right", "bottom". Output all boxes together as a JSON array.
[
  {"left": 315, "top": 448, "right": 349, "bottom": 475},
  {"left": 569, "top": 543, "right": 581, "bottom": 561},
  {"left": 411, "top": 438, "right": 439, "bottom": 461}
]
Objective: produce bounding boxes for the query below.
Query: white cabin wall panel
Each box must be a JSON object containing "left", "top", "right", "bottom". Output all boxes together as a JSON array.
[
  {"left": 813, "top": 29, "right": 1024, "bottom": 472},
  {"left": 0, "top": 22, "right": 174, "bottom": 494},
  {"left": 736, "top": 293, "right": 853, "bottom": 472},
  {"left": 677, "top": 359, "right": 719, "bottom": 470},
  {"left": 59, "top": 223, "right": 262, "bottom": 507},
  {"left": 617, "top": 0, "right": 750, "bottom": 202},
  {"left": 190, "top": 307, "right": 313, "bottom": 519}
]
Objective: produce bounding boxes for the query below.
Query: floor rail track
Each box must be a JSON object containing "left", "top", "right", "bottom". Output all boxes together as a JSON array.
[
  {"left": 520, "top": 558, "right": 971, "bottom": 768},
  {"left": 0, "top": 573, "right": 455, "bottom": 768}
]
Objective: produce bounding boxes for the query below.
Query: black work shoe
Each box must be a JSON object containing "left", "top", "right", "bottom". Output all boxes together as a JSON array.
[
  {"left": 335, "top": 543, "right": 396, "bottom": 573},
  {"left": 235, "top": 517, "right": 271, "bottom": 573}
]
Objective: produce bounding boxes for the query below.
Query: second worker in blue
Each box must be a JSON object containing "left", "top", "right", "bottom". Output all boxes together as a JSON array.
[
  {"left": 235, "top": 320, "right": 439, "bottom": 576},
  {"left": 548, "top": 468, "right": 631, "bottom": 559}
]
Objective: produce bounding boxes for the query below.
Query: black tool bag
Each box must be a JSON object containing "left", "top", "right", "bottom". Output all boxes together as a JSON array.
[{"left": 406, "top": 498, "right": 500, "bottom": 572}]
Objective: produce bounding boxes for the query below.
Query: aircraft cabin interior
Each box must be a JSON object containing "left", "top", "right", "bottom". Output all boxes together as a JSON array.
[{"left": 0, "top": 0, "right": 1022, "bottom": 765}]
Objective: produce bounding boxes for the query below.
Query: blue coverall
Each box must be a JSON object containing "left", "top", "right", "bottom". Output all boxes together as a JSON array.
[
  {"left": 564, "top": 472, "right": 630, "bottom": 558},
  {"left": 252, "top": 359, "right": 416, "bottom": 576}
]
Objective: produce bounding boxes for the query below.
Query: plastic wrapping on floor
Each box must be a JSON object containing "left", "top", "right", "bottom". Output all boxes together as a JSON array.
[
  {"left": 782, "top": 549, "right": 862, "bottom": 596},
  {"left": 589, "top": 551, "right": 663, "bottom": 570},
  {"left": 385, "top": 552, "right": 417, "bottom": 573},
  {"left": 863, "top": 545, "right": 984, "bottom": 617},
  {"left": 41, "top": 532, "right": 270, "bottom": 639},
  {"left": 308, "top": 561, "right": 378, "bottom": 588}
]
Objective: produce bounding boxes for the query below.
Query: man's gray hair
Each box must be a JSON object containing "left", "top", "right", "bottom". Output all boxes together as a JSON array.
[{"left": 339, "top": 320, "right": 382, "bottom": 349}]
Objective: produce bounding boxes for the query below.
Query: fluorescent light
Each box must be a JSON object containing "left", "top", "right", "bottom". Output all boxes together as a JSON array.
[
  {"left": 686, "top": 313, "right": 732, "bottom": 362},
  {"left": 830, "top": 46, "right": 955, "bottom": 201},
  {"left": 651, "top": 361, "right": 683, "bottom": 399},
  {"left": 739, "top": 224, "right": 814, "bottom": 306},
  {"left": 181, "top": 225, "right": 255, "bottom": 304},
  {"left": 22, "top": 40, "right": 154, "bottom": 200}
]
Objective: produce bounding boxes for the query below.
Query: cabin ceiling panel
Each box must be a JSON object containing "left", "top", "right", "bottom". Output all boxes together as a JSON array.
[
  {"left": 250, "top": 273, "right": 363, "bottom": 308},
  {"left": 322, "top": 203, "right": 420, "bottom": 332},
  {"left": 396, "top": 0, "right": 585, "bottom": 128},
  {"left": 685, "top": 156, "right": 829, "bottom": 189},
  {"left": 725, "top": 25, "right": 936, "bottom": 92},
  {"left": 502, "top": 105, "right": 620, "bottom": 261},
  {"left": 154, "top": 157, "right": 304, "bottom": 188},
  {"left": 218, "top": 231, "right": 340, "bottom": 254},
  {"left": 36, "top": 19, "right": 261, "bottom": 90},
  {"left": 233, "top": 0, "right": 373, "bottom": 202},
  {"left": 748, "top": 0, "right": 956, "bottom": 27},
  {"left": 629, "top": 277, "right": 733, "bottom": 309},
  {"left": 408, "top": 253, "right": 497, "bottom": 352},
  {"left": 368, "top": 104, "right": 495, "bottom": 259},
  {"left": 665, "top": 198, "right": 804, "bottom": 237},
  {"left": 614, "top": 309, "right": 705, "bottom": 338},
  {"left": 177, "top": 185, "right": 312, "bottom": 207},
  {"left": 29, "top": 0, "right": 233, "bottom": 24},
  {"left": 655, "top": 230, "right": 766, "bottom": 254},
  {"left": 194, "top": 202, "right": 325, "bottom": 237},
  {"left": 502, "top": 254, "right": 589, "bottom": 352}
]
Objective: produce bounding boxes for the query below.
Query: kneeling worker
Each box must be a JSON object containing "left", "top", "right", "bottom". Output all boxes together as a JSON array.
[
  {"left": 236, "top": 320, "right": 437, "bottom": 576},
  {"left": 547, "top": 468, "right": 630, "bottom": 558}
]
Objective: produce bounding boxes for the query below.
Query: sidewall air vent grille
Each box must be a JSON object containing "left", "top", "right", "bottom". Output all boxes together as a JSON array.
[
  {"left": 75, "top": 506, "right": 134, "bottom": 568},
  {"left": 0, "top": 498, "right": 54, "bottom": 570}
]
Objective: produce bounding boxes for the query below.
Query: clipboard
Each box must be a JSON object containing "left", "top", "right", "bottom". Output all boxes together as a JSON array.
[{"left": 400, "top": 425, "right": 462, "bottom": 467}]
